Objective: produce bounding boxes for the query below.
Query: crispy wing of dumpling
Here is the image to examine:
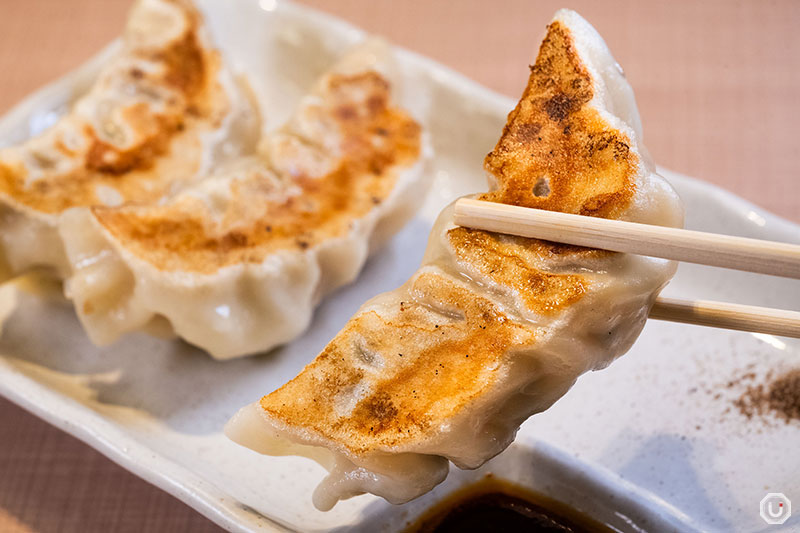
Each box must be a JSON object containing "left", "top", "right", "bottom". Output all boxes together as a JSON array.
[
  {"left": 58, "top": 40, "right": 429, "bottom": 359},
  {"left": 0, "top": 0, "right": 258, "bottom": 279},
  {"left": 225, "top": 9, "right": 684, "bottom": 510}
]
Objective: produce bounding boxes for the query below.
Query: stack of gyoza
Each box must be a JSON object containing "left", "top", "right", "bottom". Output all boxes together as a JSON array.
[{"left": 0, "top": 0, "right": 429, "bottom": 359}]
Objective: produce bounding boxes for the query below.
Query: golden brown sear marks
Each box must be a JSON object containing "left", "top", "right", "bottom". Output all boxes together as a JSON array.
[
  {"left": 0, "top": 0, "right": 224, "bottom": 214},
  {"left": 483, "top": 20, "right": 637, "bottom": 218},
  {"left": 447, "top": 227, "right": 587, "bottom": 315},
  {"left": 444, "top": 20, "right": 641, "bottom": 316},
  {"left": 94, "top": 72, "right": 422, "bottom": 273},
  {"left": 260, "top": 272, "right": 538, "bottom": 453}
]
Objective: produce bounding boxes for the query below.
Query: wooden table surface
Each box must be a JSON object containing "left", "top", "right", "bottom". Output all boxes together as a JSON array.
[{"left": 0, "top": 0, "right": 798, "bottom": 531}]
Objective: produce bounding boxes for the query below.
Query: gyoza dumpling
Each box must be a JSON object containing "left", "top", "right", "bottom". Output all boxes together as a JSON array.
[
  {"left": 0, "top": 0, "right": 258, "bottom": 279},
  {"left": 59, "top": 40, "right": 429, "bottom": 359},
  {"left": 225, "top": 9, "right": 684, "bottom": 510}
]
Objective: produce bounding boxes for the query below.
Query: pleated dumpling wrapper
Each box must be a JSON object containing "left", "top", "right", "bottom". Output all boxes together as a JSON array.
[
  {"left": 59, "top": 40, "right": 430, "bottom": 359},
  {"left": 0, "top": 0, "right": 258, "bottom": 279},
  {"left": 226, "top": 9, "right": 684, "bottom": 511}
]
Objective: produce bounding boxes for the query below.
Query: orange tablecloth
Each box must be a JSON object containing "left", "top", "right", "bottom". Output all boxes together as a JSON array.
[{"left": 1, "top": 0, "right": 798, "bottom": 531}]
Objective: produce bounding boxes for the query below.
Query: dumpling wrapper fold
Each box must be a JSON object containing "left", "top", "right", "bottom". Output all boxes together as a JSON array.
[{"left": 226, "top": 9, "right": 684, "bottom": 510}]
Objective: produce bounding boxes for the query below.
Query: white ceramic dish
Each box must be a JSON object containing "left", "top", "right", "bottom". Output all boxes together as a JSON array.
[{"left": 0, "top": 1, "right": 798, "bottom": 531}]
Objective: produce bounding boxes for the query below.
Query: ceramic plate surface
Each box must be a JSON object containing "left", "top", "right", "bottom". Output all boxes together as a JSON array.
[{"left": 0, "top": 1, "right": 798, "bottom": 531}]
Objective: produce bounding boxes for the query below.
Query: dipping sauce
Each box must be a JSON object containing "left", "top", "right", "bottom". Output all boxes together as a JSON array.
[{"left": 406, "top": 477, "right": 613, "bottom": 533}]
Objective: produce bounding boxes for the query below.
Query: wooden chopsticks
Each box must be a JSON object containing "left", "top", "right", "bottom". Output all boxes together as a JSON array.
[
  {"left": 454, "top": 198, "right": 800, "bottom": 278},
  {"left": 649, "top": 298, "right": 800, "bottom": 338},
  {"left": 453, "top": 198, "right": 800, "bottom": 338}
]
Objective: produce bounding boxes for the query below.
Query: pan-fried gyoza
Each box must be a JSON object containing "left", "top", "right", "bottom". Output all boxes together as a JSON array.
[
  {"left": 59, "top": 40, "right": 429, "bottom": 358},
  {"left": 226, "top": 9, "right": 683, "bottom": 510}
]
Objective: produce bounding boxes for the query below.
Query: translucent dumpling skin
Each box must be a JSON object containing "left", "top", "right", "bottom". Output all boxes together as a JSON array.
[{"left": 226, "top": 9, "right": 684, "bottom": 510}]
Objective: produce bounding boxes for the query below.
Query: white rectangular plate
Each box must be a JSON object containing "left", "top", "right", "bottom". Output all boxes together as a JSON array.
[{"left": 0, "top": 1, "right": 798, "bottom": 531}]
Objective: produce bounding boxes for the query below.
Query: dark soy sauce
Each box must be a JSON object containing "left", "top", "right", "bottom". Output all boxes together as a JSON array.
[{"left": 406, "top": 477, "right": 614, "bottom": 533}]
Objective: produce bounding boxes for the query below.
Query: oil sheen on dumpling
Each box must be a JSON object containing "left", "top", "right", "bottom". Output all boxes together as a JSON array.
[
  {"left": 225, "top": 9, "right": 684, "bottom": 511},
  {"left": 59, "top": 40, "right": 429, "bottom": 359},
  {"left": 0, "top": 0, "right": 258, "bottom": 279}
]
